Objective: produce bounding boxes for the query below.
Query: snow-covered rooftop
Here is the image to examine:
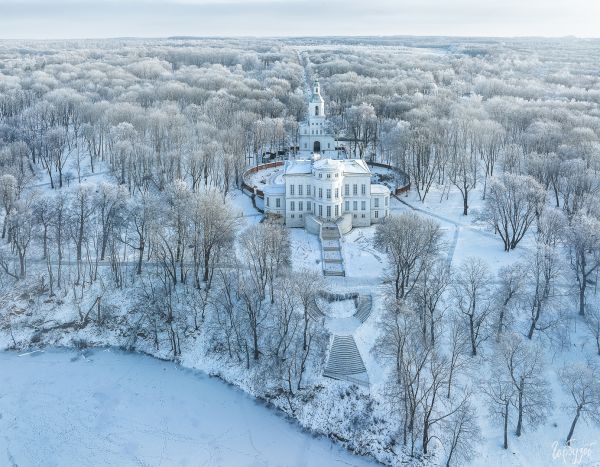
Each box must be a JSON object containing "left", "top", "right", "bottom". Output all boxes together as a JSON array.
[
  {"left": 370, "top": 184, "right": 390, "bottom": 195},
  {"left": 314, "top": 158, "right": 342, "bottom": 171},
  {"left": 284, "top": 159, "right": 312, "bottom": 175},
  {"left": 282, "top": 158, "right": 371, "bottom": 177},
  {"left": 341, "top": 159, "right": 370, "bottom": 175}
]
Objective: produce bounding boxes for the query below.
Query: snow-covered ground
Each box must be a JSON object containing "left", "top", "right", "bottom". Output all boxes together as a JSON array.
[{"left": 0, "top": 348, "right": 374, "bottom": 467}]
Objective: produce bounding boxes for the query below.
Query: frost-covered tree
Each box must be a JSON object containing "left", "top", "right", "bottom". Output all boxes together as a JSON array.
[
  {"left": 495, "top": 333, "right": 552, "bottom": 437},
  {"left": 522, "top": 243, "right": 562, "bottom": 339},
  {"left": 0, "top": 174, "right": 19, "bottom": 240},
  {"left": 558, "top": 361, "right": 600, "bottom": 445},
  {"left": 452, "top": 257, "right": 492, "bottom": 356},
  {"left": 492, "top": 263, "right": 525, "bottom": 341},
  {"left": 375, "top": 212, "right": 443, "bottom": 300},
  {"left": 565, "top": 212, "right": 600, "bottom": 316},
  {"left": 585, "top": 306, "right": 600, "bottom": 356},
  {"left": 483, "top": 173, "right": 545, "bottom": 251}
]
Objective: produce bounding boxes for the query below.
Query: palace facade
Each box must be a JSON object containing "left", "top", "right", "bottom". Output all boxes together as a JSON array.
[{"left": 263, "top": 80, "right": 390, "bottom": 230}]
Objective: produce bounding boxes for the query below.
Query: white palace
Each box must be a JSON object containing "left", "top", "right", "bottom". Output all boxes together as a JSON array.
[{"left": 263, "top": 80, "right": 390, "bottom": 232}]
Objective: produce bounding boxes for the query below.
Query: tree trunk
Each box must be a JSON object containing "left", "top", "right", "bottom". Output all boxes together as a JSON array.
[
  {"left": 136, "top": 239, "right": 144, "bottom": 275},
  {"left": 566, "top": 406, "right": 581, "bottom": 446},
  {"left": 516, "top": 383, "right": 524, "bottom": 437},
  {"left": 503, "top": 400, "right": 509, "bottom": 449},
  {"left": 579, "top": 284, "right": 586, "bottom": 316},
  {"left": 469, "top": 314, "right": 477, "bottom": 356}
]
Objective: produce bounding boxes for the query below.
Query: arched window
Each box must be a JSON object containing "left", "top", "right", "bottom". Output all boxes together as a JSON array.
[{"left": 315, "top": 105, "right": 319, "bottom": 116}]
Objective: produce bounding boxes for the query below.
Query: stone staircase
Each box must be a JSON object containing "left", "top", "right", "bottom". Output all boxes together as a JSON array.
[
  {"left": 320, "top": 223, "right": 345, "bottom": 277},
  {"left": 323, "top": 335, "right": 369, "bottom": 386},
  {"left": 353, "top": 295, "right": 373, "bottom": 323},
  {"left": 308, "top": 296, "right": 326, "bottom": 320}
]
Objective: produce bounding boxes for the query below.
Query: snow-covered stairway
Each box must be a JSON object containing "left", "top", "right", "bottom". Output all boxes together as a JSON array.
[
  {"left": 320, "top": 223, "right": 345, "bottom": 277},
  {"left": 353, "top": 295, "right": 372, "bottom": 323},
  {"left": 323, "top": 335, "right": 369, "bottom": 387}
]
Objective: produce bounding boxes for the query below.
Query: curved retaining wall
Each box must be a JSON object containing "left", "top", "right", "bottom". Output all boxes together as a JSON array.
[
  {"left": 336, "top": 213, "right": 352, "bottom": 235},
  {"left": 367, "top": 161, "right": 411, "bottom": 195},
  {"left": 242, "top": 161, "right": 285, "bottom": 199},
  {"left": 305, "top": 214, "right": 322, "bottom": 235}
]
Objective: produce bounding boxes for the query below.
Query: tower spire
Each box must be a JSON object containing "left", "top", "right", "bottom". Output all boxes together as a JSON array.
[{"left": 309, "top": 77, "right": 325, "bottom": 118}]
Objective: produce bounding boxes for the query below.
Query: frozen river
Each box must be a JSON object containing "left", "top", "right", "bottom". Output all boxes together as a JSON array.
[{"left": 0, "top": 349, "right": 374, "bottom": 466}]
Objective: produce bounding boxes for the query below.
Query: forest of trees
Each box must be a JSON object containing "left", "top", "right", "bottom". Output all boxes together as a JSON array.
[{"left": 1, "top": 37, "right": 600, "bottom": 465}]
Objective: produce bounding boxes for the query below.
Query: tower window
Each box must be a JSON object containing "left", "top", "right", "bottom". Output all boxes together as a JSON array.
[{"left": 315, "top": 105, "right": 319, "bottom": 116}]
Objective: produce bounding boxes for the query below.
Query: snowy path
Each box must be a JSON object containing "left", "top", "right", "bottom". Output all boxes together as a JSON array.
[
  {"left": 0, "top": 349, "right": 374, "bottom": 467},
  {"left": 29, "top": 170, "right": 114, "bottom": 189}
]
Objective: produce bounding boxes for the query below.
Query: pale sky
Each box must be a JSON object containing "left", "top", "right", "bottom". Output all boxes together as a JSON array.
[{"left": 0, "top": 0, "right": 599, "bottom": 40}]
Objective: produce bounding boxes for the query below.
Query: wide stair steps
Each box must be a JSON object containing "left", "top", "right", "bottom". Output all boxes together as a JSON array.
[
  {"left": 323, "top": 335, "right": 369, "bottom": 387},
  {"left": 308, "top": 296, "right": 326, "bottom": 320},
  {"left": 320, "top": 223, "right": 345, "bottom": 277},
  {"left": 353, "top": 295, "right": 373, "bottom": 323}
]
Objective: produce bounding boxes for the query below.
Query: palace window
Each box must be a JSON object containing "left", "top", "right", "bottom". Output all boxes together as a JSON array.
[
  {"left": 344, "top": 184, "right": 349, "bottom": 196},
  {"left": 361, "top": 184, "right": 366, "bottom": 195},
  {"left": 335, "top": 188, "right": 339, "bottom": 199},
  {"left": 290, "top": 201, "right": 295, "bottom": 211},
  {"left": 345, "top": 201, "right": 350, "bottom": 211},
  {"left": 335, "top": 205, "right": 339, "bottom": 217},
  {"left": 375, "top": 210, "right": 379, "bottom": 218},
  {"left": 266, "top": 197, "right": 270, "bottom": 207},
  {"left": 353, "top": 201, "right": 357, "bottom": 210},
  {"left": 385, "top": 197, "right": 388, "bottom": 206},
  {"left": 319, "top": 205, "right": 323, "bottom": 217},
  {"left": 276, "top": 198, "right": 281, "bottom": 208},
  {"left": 319, "top": 188, "right": 323, "bottom": 198},
  {"left": 327, "top": 173, "right": 330, "bottom": 179},
  {"left": 298, "top": 185, "right": 303, "bottom": 196},
  {"left": 326, "top": 206, "right": 331, "bottom": 218},
  {"left": 306, "top": 185, "right": 311, "bottom": 196},
  {"left": 307, "top": 201, "right": 311, "bottom": 211},
  {"left": 326, "top": 189, "right": 331, "bottom": 199},
  {"left": 374, "top": 198, "right": 379, "bottom": 208},
  {"left": 299, "top": 201, "right": 303, "bottom": 211},
  {"left": 290, "top": 184, "right": 294, "bottom": 196},
  {"left": 361, "top": 201, "right": 366, "bottom": 211},
  {"left": 353, "top": 184, "right": 358, "bottom": 195}
]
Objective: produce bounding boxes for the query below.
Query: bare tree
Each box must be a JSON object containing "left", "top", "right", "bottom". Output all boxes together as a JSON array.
[
  {"left": 482, "top": 373, "right": 515, "bottom": 450},
  {"left": 523, "top": 243, "right": 562, "bottom": 340},
  {"left": 375, "top": 212, "right": 443, "bottom": 300},
  {"left": 565, "top": 212, "right": 600, "bottom": 316},
  {"left": 444, "top": 400, "right": 481, "bottom": 466},
  {"left": 493, "top": 263, "right": 525, "bottom": 341},
  {"left": 7, "top": 196, "right": 36, "bottom": 279},
  {"left": 190, "top": 189, "right": 239, "bottom": 289},
  {"left": 411, "top": 259, "right": 450, "bottom": 347},
  {"left": 293, "top": 268, "right": 324, "bottom": 351},
  {"left": 496, "top": 333, "right": 552, "bottom": 437},
  {"left": 483, "top": 173, "right": 546, "bottom": 251},
  {"left": 0, "top": 174, "right": 19, "bottom": 240},
  {"left": 558, "top": 361, "right": 600, "bottom": 445},
  {"left": 452, "top": 257, "right": 492, "bottom": 356},
  {"left": 585, "top": 306, "right": 600, "bottom": 356}
]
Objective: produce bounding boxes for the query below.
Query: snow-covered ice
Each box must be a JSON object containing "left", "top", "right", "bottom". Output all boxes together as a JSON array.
[{"left": 0, "top": 349, "right": 374, "bottom": 467}]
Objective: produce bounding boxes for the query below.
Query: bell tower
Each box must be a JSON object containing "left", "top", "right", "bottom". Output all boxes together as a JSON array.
[{"left": 309, "top": 78, "right": 325, "bottom": 119}]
